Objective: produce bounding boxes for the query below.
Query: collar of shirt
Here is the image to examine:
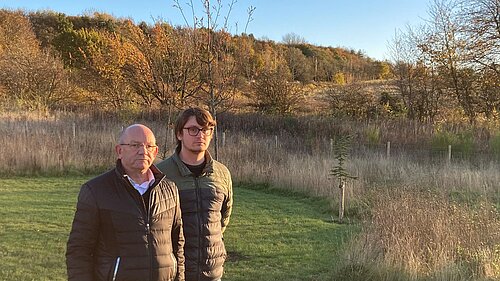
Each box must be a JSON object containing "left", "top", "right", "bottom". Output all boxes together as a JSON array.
[{"left": 125, "top": 169, "right": 155, "bottom": 196}]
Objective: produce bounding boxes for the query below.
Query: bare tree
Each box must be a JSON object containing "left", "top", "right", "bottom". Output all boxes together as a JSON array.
[
  {"left": 388, "top": 27, "right": 420, "bottom": 120},
  {"left": 459, "top": 0, "right": 500, "bottom": 75},
  {"left": 459, "top": 0, "right": 500, "bottom": 117},
  {"left": 173, "top": 0, "right": 254, "bottom": 159},
  {"left": 282, "top": 32, "right": 307, "bottom": 45},
  {"left": 388, "top": 0, "right": 500, "bottom": 122},
  {"left": 423, "top": 0, "right": 479, "bottom": 123}
]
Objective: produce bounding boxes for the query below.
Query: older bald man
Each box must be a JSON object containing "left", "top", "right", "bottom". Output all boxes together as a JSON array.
[{"left": 66, "top": 124, "right": 185, "bottom": 281}]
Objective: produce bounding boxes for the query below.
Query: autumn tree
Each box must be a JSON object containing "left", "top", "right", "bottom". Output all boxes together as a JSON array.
[
  {"left": 196, "top": 28, "right": 238, "bottom": 116},
  {"left": 28, "top": 10, "right": 62, "bottom": 49},
  {"left": 232, "top": 34, "right": 259, "bottom": 80},
  {"left": 82, "top": 29, "right": 138, "bottom": 109},
  {"left": 0, "top": 10, "right": 69, "bottom": 110},
  {"left": 374, "top": 61, "right": 393, "bottom": 80},
  {"left": 284, "top": 46, "right": 313, "bottom": 83},
  {"left": 253, "top": 62, "right": 303, "bottom": 115},
  {"left": 52, "top": 14, "right": 90, "bottom": 68},
  {"left": 131, "top": 22, "right": 200, "bottom": 110},
  {"left": 405, "top": 0, "right": 496, "bottom": 122}
]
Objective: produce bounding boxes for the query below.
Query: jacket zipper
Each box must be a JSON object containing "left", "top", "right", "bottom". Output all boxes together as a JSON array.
[
  {"left": 112, "top": 256, "right": 120, "bottom": 281},
  {"left": 194, "top": 176, "right": 202, "bottom": 281},
  {"left": 123, "top": 174, "right": 162, "bottom": 281},
  {"left": 139, "top": 188, "right": 154, "bottom": 281},
  {"left": 146, "top": 190, "right": 154, "bottom": 281}
]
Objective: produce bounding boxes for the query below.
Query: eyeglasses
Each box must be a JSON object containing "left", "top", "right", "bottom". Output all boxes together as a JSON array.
[
  {"left": 183, "top": 127, "right": 214, "bottom": 136},
  {"left": 120, "top": 143, "right": 158, "bottom": 152}
]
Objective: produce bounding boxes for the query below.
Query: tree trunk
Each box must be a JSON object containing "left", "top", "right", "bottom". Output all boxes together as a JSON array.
[
  {"left": 161, "top": 105, "right": 172, "bottom": 160},
  {"left": 338, "top": 180, "right": 345, "bottom": 223}
]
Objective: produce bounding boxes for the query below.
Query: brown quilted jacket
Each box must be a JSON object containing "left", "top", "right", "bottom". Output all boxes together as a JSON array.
[{"left": 66, "top": 161, "right": 185, "bottom": 281}]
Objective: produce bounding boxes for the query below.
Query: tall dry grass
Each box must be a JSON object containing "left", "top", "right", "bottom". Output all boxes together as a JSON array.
[
  {"left": 334, "top": 189, "right": 500, "bottom": 280},
  {"left": 1, "top": 112, "right": 116, "bottom": 174},
  {"left": 221, "top": 132, "right": 500, "bottom": 201},
  {"left": 3, "top": 110, "right": 499, "bottom": 204}
]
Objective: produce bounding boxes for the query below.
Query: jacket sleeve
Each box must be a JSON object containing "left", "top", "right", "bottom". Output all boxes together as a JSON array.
[
  {"left": 66, "top": 184, "right": 100, "bottom": 281},
  {"left": 171, "top": 184, "right": 185, "bottom": 281},
  {"left": 220, "top": 169, "right": 233, "bottom": 234}
]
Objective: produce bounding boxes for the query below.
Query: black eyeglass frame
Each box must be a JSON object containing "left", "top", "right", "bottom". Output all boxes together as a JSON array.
[{"left": 183, "top": 127, "right": 214, "bottom": 136}]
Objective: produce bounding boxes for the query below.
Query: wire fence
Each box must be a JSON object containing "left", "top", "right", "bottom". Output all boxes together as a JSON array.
[
  {"left": 218, "top": 131, "right": 500, "bottom": 167},
  {"left": 2, "top": 113, "right": 499, "bottom": 176}
]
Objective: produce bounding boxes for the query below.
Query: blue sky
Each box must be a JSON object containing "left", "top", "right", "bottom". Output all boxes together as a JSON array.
[{"left": 1, "top": 0, "right": 431, "bottom": 61}]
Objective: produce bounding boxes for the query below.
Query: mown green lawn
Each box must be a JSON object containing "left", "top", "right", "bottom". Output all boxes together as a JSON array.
[{"left": 0, "top": 177, "right": 354, "bottom": 281}]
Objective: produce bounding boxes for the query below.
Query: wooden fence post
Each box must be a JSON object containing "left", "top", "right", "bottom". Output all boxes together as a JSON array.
[
  {"left": 222, "top": 132, "right": 226, "bottom": 147},
  {"left": 448, "top": 145, "right": 452, "bottom": 164},
  {"left": 386, "top": 141, "right": 391, "bottom": 158},
  {"left": 24, "top": 121, "right": 29, "bottom": 137}
]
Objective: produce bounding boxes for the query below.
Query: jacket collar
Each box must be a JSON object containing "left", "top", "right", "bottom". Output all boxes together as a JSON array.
[
  {"left": 115, "top": 159, "right": 166, "bottom": 185},
  {"left": 172, "top": 147, "right": 214, "bottom": 177}
]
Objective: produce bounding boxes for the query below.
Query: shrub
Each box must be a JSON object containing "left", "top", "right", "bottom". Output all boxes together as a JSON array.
[
  {"left": 454, "top": 131, "right": 475, "bottom": 156},
  {"left": 489, "top": 131, "right": 500, "bottom": 158},
  {"left": 432, "top": 130, "right": 457, "bottom": 150},
  {"left": 379, "top": 91, "right": 404, "bottom": 116},
  {"left": 431, "top": 130, "right": 474, "bottom": 157},
  {"left": 364, "top": 126, "right": 381, "bottom": 146}
]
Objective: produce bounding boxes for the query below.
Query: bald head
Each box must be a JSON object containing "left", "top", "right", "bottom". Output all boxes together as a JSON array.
[
  {"left": 116, "top": 124, "right": 158, "bottom": 176},
  {"left": 119, "top": 124, "right": 156, "bottom": 145}
]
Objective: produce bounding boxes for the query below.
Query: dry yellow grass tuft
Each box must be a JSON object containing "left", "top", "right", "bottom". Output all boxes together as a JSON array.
[{"left": 339, "top": 189, "right": 500, "bottom": 280}]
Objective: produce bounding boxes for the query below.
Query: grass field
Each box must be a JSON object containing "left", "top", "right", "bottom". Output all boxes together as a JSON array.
[{"left": 0, "top": 177, "right": 353, "bottom": 281}]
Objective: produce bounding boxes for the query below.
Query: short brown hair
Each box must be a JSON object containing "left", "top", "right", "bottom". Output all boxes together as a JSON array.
[{"left": 175, "top": 107, "right": 216, "bottom": 147}]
